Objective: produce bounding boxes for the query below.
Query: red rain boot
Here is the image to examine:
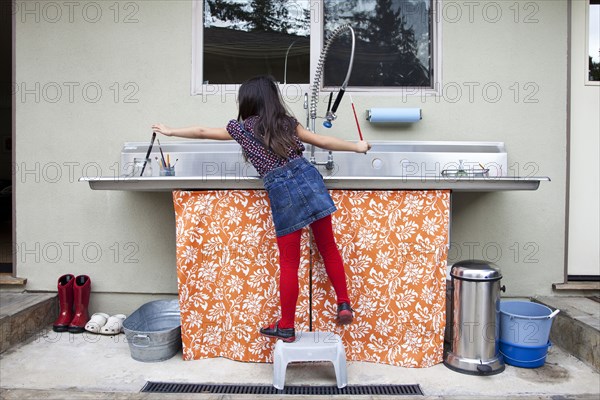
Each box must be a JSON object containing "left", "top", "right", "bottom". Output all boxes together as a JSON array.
[
  {"left": 68, "top": 275, "right": 91, "bottom": 333},
  {"left": 52, "top": 274, "right": 75, "bottom": 332}
]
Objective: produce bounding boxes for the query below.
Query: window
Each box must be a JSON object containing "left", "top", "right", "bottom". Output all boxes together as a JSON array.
[
  {"left": 587, "top": 0, "right": 600, "bottom": 83},
  {"left": 192, "top": 0, "right": 439, "bottom": 93},
  {"left": 198, "top": 0, "right": 311, "bottom": 85},
  {"left": 323, "top": 0, "right": 433, "bottom": 88}
]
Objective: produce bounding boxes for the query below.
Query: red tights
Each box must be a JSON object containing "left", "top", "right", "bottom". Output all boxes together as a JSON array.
[{"left": 276, "top": 215, "right": 350, "bottom": 329}]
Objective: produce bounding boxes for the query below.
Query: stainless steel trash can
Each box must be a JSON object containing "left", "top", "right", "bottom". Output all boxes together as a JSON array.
[{"left": 444, "top": 260, "right": 505, "bottom": 375}]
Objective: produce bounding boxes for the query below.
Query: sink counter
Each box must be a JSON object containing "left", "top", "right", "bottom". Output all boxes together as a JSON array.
[
  {"left": 80, "top": 175, "right": 549, "bottom": 192},
  {"left": 82, "top": 140, "right": 549, "bottom": 192}
]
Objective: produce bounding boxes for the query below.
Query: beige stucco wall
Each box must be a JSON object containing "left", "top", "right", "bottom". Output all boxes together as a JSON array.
[{"left": 14, "top": 0, "right": 567, "bottom": 314}]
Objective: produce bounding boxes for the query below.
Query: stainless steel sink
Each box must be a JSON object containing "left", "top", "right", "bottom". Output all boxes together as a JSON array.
[
  {"left": 120, "top": 140, "right": 256, "bottom": 178},
  {"left": 312, "top": 141, "right": 507, "bottom": 178},
  {"left": 80, "top": 140, "right": 548, "bottom": 191},
  {"left": 119, "top": 140, "right": 508, "bottom": 179}
]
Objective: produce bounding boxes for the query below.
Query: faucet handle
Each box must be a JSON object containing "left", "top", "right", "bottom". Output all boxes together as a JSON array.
[
  {"left": 331, "top": 88, "right": 346, "bottom": 114},
  {"left": 323, "top": 92, "right": 334, "bottom": 128}
]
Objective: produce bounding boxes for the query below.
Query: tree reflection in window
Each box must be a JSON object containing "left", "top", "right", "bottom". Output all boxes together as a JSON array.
[
  {"left": 589, "top": 1, "right": 600, "bottom": 82},
  {"left": 203, "top": 0, "right": 310, "bottom": 84},
  {"left": 201, "top": 0, "right": 433, "bottom": 88},
  {"left": 324, "top": 0, "right": 432, "bottom": 88}
]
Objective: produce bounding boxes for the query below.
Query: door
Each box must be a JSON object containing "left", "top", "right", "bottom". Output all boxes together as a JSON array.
[
  {"left": 0, "top": 0, "right": 13, "bottom": 275},
  {"left": 567, "top": 0, "right": 600, "bottom": 280}
]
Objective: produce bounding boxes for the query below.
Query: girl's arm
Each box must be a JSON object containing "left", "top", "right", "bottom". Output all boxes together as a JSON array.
[
  {"left": 152, "top": 123, "right": 232, "bottom": 140},
  {"left": 296, "top": 124, "right": 371, "bottom": 153}
]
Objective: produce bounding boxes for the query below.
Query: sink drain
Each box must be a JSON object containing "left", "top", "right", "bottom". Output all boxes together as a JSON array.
[{"left": 141, "top": 382, "right": 423, "bottom": 396}]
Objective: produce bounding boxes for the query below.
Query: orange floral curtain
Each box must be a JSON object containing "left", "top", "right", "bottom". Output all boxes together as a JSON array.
[{"left": 173, "top": 189, "right": 450, "bottom": 367}]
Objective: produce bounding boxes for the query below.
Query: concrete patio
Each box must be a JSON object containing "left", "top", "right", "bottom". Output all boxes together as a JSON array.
[{"left": 0, "top": 292, "right": 598, "bottom": 399}]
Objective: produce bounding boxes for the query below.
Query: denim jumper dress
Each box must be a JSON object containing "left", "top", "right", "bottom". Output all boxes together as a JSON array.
[{"left": 239, "top": 125, "right": 337, "bottom": 237}]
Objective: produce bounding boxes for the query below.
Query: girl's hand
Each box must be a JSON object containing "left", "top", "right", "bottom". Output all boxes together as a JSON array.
[
  {"left": 151, "top": 123, "right": 172, "bottom": 136},
  {"left": 355, "top": 140, "right": 371, "bottom": 154}
]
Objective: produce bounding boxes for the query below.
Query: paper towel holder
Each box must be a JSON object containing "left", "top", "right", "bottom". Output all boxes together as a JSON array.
[{"left": 366, "top": 108, "right": 422, "bottom": 123}]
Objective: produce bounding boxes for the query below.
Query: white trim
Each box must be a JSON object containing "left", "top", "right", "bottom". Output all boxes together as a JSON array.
[
  {"left": 191, "top": 0, "right": 203, "bottom": 95},
  {"left": 191, "top": 0, "right": 442, "bottom": 96},
  {"left": 309, "top": 0, "right": 323, "bottom": 92},
  {"left": 432, "top": 0, "right": 444, "bottom": 96}
]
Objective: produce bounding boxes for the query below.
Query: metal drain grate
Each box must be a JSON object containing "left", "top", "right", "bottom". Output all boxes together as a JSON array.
[
  {"left": 141, "top": 382, "right": 423, "bottom": 396},
  {"left": 587, "top": 296, "right": 600, "bottom": 304}
]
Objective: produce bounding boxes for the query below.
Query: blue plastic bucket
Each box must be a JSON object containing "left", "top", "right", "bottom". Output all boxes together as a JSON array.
[
  {"left": 500, "top": 340, "right": 552, "bottom": 368},
  {"left": 499, "top": 301, "right": 560, "bottom": 346}
]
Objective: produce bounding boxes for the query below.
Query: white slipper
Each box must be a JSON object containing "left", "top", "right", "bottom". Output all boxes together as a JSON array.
[
  {"left": 85, "top": 313, "right": 109, "bottom": 334},
  {"left": 100, "top": 314, "right": 127, "bottom": 335}
]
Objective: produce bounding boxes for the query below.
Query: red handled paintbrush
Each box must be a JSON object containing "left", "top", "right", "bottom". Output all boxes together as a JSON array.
[{"left": 349, "top": 94, "right": 364, "bottom": 141}]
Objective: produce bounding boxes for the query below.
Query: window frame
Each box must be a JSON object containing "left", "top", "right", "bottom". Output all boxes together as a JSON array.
[{"left": 191, "top": 0, "right": 442, "bottom": 96}]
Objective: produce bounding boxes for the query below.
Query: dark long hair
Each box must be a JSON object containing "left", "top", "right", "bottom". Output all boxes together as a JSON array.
[{"left": 237, "top": 75, "right": 300, "bottom": 159}]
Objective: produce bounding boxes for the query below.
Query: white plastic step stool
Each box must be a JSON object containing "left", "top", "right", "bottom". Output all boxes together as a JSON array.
[{"left": 272, "top": 331, "right": 347, "bottom": 389}]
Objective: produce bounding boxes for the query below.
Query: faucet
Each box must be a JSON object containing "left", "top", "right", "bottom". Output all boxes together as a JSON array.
[
  {"left": 283, "top": 40, "right": 298, "bottom": 85},
  {"left": 308, "top": 24, "right": 356, "bottom": 170}
]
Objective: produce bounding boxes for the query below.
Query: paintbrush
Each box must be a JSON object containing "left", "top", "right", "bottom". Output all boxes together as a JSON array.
[
  {"left": 140, "top": 132, "right": 156, "bottom": 176},
  {"left": 349, "top": 94, "right": 364, "bottom": 141},
  {"left": 157, "top": 139, "right": 168, "bottom": 168}
]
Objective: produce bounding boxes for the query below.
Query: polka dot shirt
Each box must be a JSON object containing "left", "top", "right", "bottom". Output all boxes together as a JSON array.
[{"left": 226, "top": 116, "right": 305, "bottom": 177}]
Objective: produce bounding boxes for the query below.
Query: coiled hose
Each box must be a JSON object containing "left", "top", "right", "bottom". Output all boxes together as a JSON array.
[{"left": 309, "top": 24, "right": 356, "bottom": 124}]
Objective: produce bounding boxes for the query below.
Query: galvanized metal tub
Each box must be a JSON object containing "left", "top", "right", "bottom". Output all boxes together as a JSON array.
[{"left": 122, "top": 299, "right": 181, "bottom": 362}]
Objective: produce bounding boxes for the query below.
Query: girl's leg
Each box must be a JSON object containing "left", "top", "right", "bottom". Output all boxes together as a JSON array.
[
  {"left": 276, "top": 228, "right": 302, "bottom": 329},
  {"left": 310, "top": 215, "right": 350, "bottom": 305}
]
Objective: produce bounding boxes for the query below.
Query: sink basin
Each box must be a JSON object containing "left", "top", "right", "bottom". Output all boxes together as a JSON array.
[
  {"left": 78, "top": 139, "right": 550, "bottom": 192},
  {"left": 119, "top": 140, "right": 508, "bottom": 179},
  {"left": 311, "top": 141, "right": 506, "bottom": 178}
]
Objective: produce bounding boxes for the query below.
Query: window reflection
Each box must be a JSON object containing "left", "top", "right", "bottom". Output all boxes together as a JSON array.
[
  {"left": 324, "top": 0, "right": 432, "bottom": 88},
  {"left": 202, "top": 0, "right": 310, "bottom": 84},
  {"left": 588, "top": 1, "right": 600, "bottom": 82},
  {"left": 199, "top": 0, "right": 434, "bottom": 88}
]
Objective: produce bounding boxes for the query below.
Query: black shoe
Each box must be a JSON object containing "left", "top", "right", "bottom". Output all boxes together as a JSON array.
[
  {"left": 259, "top": 321, "right": 295, "bottom": 343},
  {"left": 337, "top": 302, "right": 354, "bottom": 325}
]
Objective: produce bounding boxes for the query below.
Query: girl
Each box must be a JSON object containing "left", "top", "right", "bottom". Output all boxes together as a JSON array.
[{"left": 152, "top": 75, "right": 370, "bottom": 343}]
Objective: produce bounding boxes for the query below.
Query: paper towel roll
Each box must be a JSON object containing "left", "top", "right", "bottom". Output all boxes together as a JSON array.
[{"left": 366, "top": 108, "right": 422, "bottom": 123}]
